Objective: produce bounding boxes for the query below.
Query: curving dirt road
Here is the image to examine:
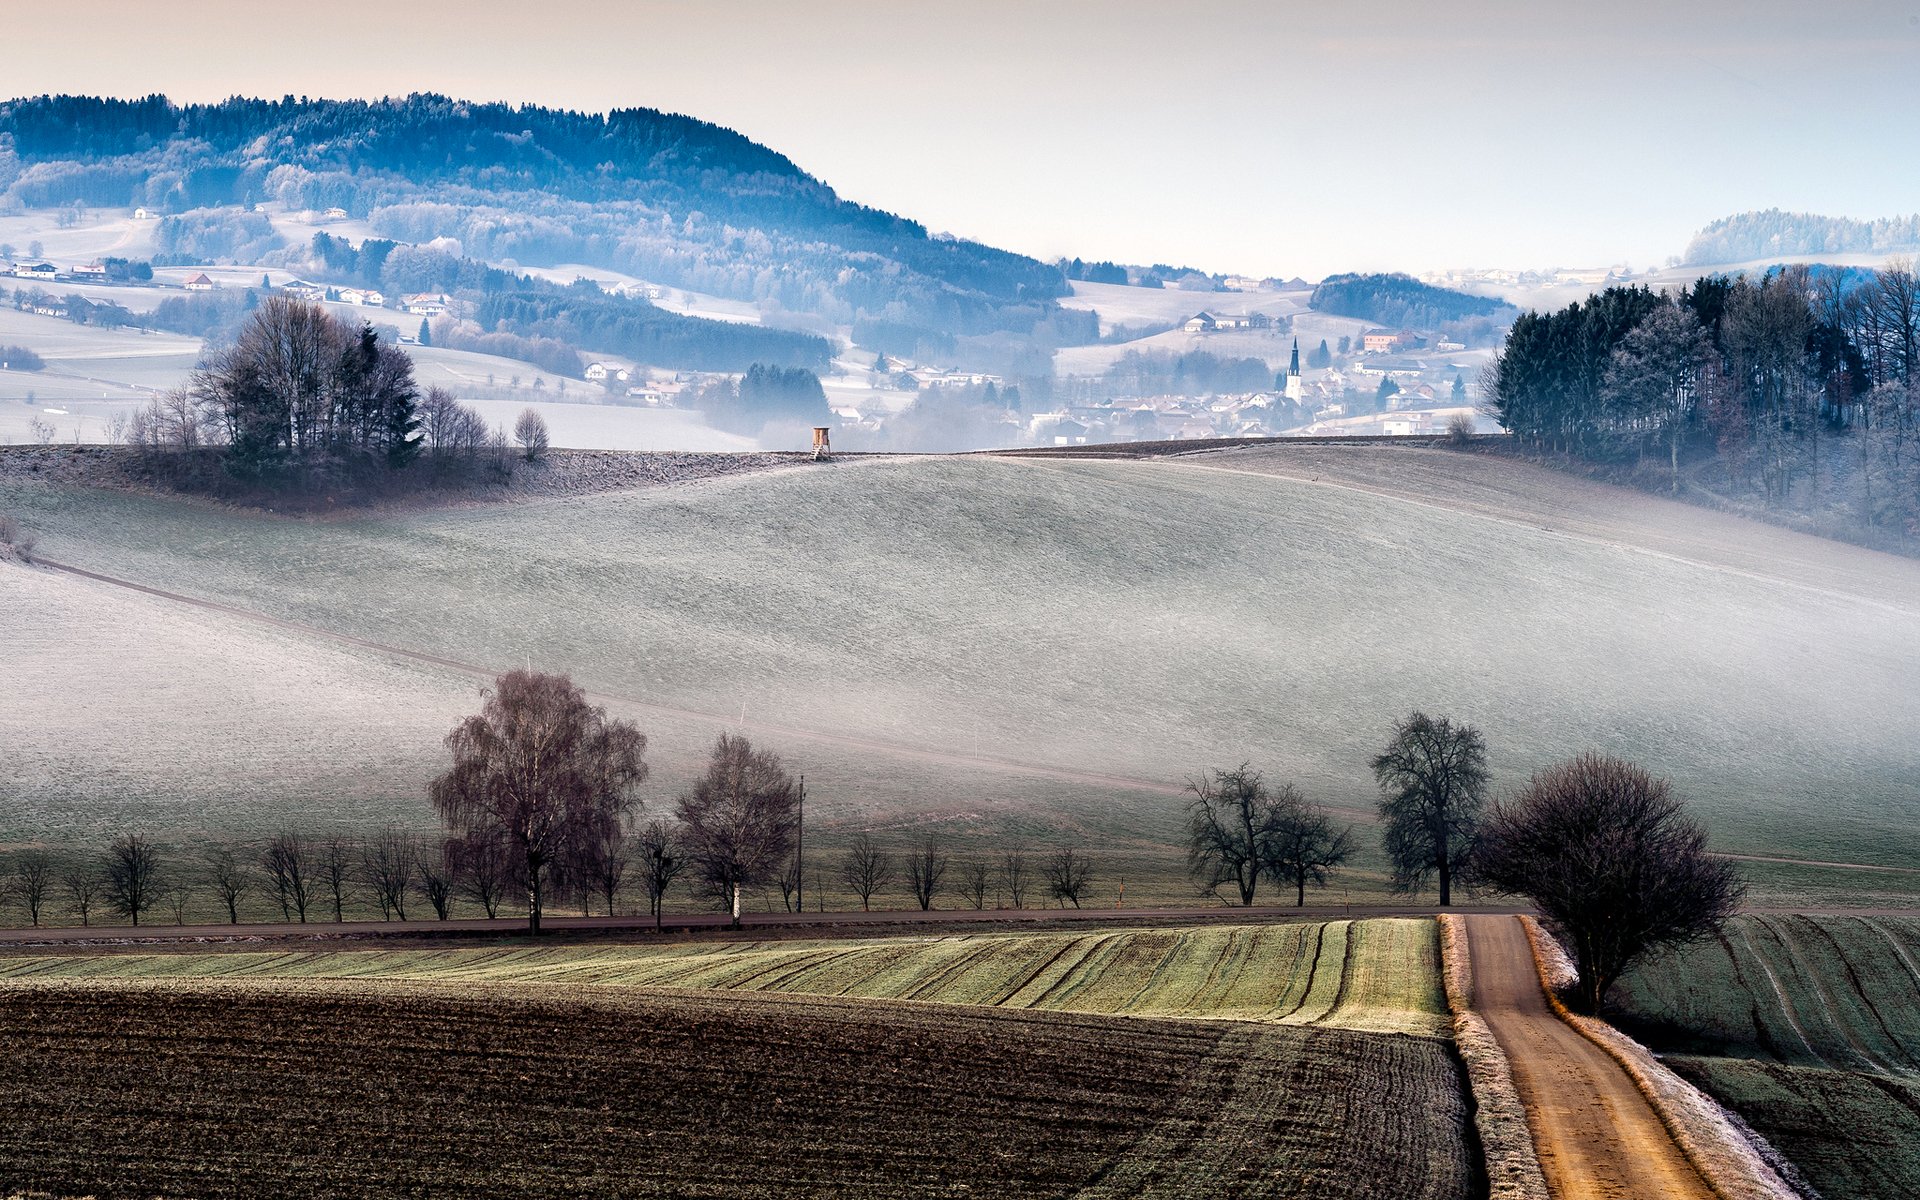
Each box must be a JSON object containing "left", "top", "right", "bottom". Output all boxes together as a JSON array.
[{"left": 1464, "top": 915, "right": 1714, "bottom": 1200}]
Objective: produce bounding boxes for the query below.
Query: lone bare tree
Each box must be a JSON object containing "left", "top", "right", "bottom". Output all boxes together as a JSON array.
[
  {"left": 1262, "top": 790, "right": 1355, "bottom": 907},
  {"left": 905, "top": 836, "right": 948, "bottom": 911},
  {"left": 262, "top": 832, "right": 314, "bottom": 922},
  {"left": 1185, "top": 763, "right": 1280, "bottom": 906},
  {"left": 1372, "top": 712, "right": 1489, "bottom": 906},
  {"left": 841, "top": 834, "right": 893, "bottom": 912},
  {"left": 635, "top": 819, "right": 684, "bottom": 931},
  {"left": 204, "top": 847, "right": 252, "bottom": 923},
  {"left": 431, "top": 671, "right": 649, "bottom": 934},
  {"left": 514, "top": 407, "right": 550, "bottom": 462},
  {"left": 1474, "top": 754, "right": 1745, "bottom": 1013},
  {"left": 674, "top": 733, "right": 797, "bottom": 929},
  {"left": 101, "top": 835, "right": 162, "bottom": 926},
  {"left": 999, "top": 851, "right": 1030, "bottom": 908},
  {"left": 1044, "top": 848, "right": 1095, "bottom": 908}
]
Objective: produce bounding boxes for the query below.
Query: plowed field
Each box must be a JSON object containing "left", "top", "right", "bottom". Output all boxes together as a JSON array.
[{"left": 0, "top": 979, "right": 1478, "bottom": 1200}]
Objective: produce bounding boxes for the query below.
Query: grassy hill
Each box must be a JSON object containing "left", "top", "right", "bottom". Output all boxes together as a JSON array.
[{"left": 3, "top": 442, "right": 1917, "bottom": 906}]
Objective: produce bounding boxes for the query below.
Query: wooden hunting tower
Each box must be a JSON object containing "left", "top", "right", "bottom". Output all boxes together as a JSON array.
[{"left": 811, "top": 426, "right": 832, "bottom": 461}]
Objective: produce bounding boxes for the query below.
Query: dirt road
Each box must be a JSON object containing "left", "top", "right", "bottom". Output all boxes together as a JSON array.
[{"left": 1464, "top": 915, "right": 1714, "bottom": 1200}]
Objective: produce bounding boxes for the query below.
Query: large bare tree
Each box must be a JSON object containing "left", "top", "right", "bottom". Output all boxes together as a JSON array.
[
  {"left": 1372, "top": 712, "right": 1489, "bottom": 907},
  {"left": 102, "top": 835, "right": 162, "bottom": 926},
  {"left": 998, "top": 851, "right": 1030, "bottom": 909},
  {"left": 1474, "top": 754, "right": 1744, "bottom": 1013},
  {"left": 1184, "top": 763, "right": 1280, "bottom": 906},
  {"left": 675, "top": 734, "right": 797, "bottom": 929},
  {"left": 10, "top": 852, "right": 52, "bottom": 927},
  {"left": 431, "top": 671, "right": 649, "bottom": 935},
  {"left": 360, "top": 830, "right": 418, "bottom": 921}
]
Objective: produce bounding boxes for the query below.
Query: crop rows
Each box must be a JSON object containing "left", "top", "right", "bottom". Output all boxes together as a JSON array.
[
  {"left": 0, "top": 977, "right": 1476, "bottom": 1199},
  {"left": 1617, "top": 914, "right": 1920, "bottom": 1072},
  {"left": 0, "top": 919, "right": 1451, "bottom": 1036},
  {"left": 1618, "top": 915, "right": 1920, "bottom": 1200}
]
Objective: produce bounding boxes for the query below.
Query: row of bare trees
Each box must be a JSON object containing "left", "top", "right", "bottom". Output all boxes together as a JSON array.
[{"left": 839, "top": 836, "right": 1096, "bottom": 911}]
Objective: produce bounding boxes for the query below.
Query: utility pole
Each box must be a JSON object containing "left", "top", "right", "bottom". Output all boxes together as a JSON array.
[{"left": 794, "top": 775, "right": 805, "bottom": 915}]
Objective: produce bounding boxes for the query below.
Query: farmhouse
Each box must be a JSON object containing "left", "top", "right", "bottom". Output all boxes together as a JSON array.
[
  {"left": 335, "top": 288, "right": 385, "bottom": 307},
  {"left": 74, "top": 261, "right": 107, "bottom": 278},
  {"left": 281, "top": 280, "right": 326, "bottom": 301},
  {"left": 404, "top": 292, "right": 454, "bottom": 316},
  {"left": 1183, "top": 311, "right": 1272, "bottom": 334},
  {"left": 14, "top": 262, "right": 58, "bottom": 281},
  {"left": 586, "top": 362, "right": 632, "bottom": 383},
  {"left": 184, "top": 273, "right": 217, "bottom": 292},
  {"left": 133, "top": 207, "right": 159, "bottom": 220}
]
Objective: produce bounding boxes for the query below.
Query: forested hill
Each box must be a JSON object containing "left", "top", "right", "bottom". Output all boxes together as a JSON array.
[
  {"left": 0, "top": 94, "right": 1081, "bottom": 364},
  {"left": 1683, "top": 209, "right": 1920, "bottom": 266},
  {"left": 1308, "top": 272, "right": 1513, "bottom": 334}
]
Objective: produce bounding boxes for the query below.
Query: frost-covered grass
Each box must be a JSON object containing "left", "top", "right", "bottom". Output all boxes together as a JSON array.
[
  {"left": 0, "top": 919, "right": 1451, "bottom": 1036},
  {"left": 1438, "top": 915, "right": 1550, "bottom": 1200},
  {"left": 4, "top": 449, "right": 1917, "bottom": 903}
]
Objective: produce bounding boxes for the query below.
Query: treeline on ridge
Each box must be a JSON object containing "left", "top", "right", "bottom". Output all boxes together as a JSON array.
[{"left": 1486, "top": 262, "right": 1920, "bottom": 540}]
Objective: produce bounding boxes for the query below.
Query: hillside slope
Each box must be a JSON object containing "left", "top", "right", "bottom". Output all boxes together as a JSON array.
[{"left": 3, "top": 444, "right": 1916, "bottom": 901}]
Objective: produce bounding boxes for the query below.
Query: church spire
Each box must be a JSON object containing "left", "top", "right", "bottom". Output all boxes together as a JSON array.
[{"left": 1288, "top": 337, "right": 1300, "bottom": 377}]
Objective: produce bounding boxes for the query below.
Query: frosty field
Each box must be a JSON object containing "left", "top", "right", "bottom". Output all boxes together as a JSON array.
[{"left": 2, "top": 443, "right": 1917, "bottom": 905}]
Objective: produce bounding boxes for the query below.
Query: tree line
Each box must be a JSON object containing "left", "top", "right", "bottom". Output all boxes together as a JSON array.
[{"left": 1487, "top": 263, "right": 1920, "bottom": 535}]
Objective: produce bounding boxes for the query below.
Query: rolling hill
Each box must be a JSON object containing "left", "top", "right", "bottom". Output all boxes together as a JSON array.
[{"left": 3, "top": 441, "right": 1917, "bottom": 907}]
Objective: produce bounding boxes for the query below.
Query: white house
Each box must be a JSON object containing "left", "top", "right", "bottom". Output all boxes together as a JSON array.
[
  {"left": 133, "top": 207, "right": 159, "bottom": 220},
  {"left": 336, "top": 288, "right": 385, "bottom": 307},
  {"left": 404, "top": 292, "right": 453, "bottom": 316},
  {"left": 184, "top": 273, "right": 217, "bottom": 292},
  {"left": 321, "top": 207, "right": 349, "bottom": 222},
  {"left": 586, "top": 362, "right": 632, "bottom": 383},
  {"left": 281, "top": 280, "right": 326, "bottom": 301},
  {"left": 15, "top": 262, "right": 57, "bottom": 281},
  {"left": 74, "top": 261, "right": 107, "bottom": 278}
]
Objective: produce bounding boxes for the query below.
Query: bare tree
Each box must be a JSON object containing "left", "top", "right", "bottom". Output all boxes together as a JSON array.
[
  {"left": 952, "top": 860, "right": 991, "bottom": 910},
  {"left": 674, "top": 733, "right": 797, "bottom": 929},
  {"left": 261, "top": 832, "right": 314, "bottom": 923},
  {"left": 204, "top": 847, "right": 252, "bottom": 923},
  {"left": 1043, "top": 848, "right": 1095, "bottom": 909},
  {"left": 1372, "top": 712, "right": 1489, "bottom": 907},
  {"left": 63, "top": 865, "right": 100, "bottom": 926},
  {"left": 635, "top": 819, "right": 684, "bottom": 931},
  {"left": 1260, "top": 788, "right": 1355, "bottom": 907},
  {"left": 904, "top": 836, "right": 948, "bottom": 911},
  {"left": 320, "top": 837, "right": 354, "bottom": 923},
  {"left": 572, "top": 819, "right": 630, "bottom": 917},
  {"left": 164, "top": 883, "right": 192, "bottom": 925},
  {"left": 360, "top": 829, "right": 418, "bottom": 920},
  {"left": 102, "top": 834, "right": 162, "bottom": 926},
  {"left": 453, "top": 833, "right": 512, "bottom": 919},
  {"left": 417, "top": 840, "right": 456, "bottom": 920},
  {"left": 1185, "top": 762, "right": 1280, "bottom": 906},
  {"left": 514, "top": 407, "right": 550, "bottom": 462},
  {"left": 999, "top": 851, "right": 1030, "bottom": 908},
  {"left": 1474, "top": 754, "right": 1745, "bottom": 1013},
  {"left": 431, "top": 671, "right": 649, "bottom": 934},
  {"left": 11, "top": 852, "right": 52, "bottom": 926},
  {"left": 841, "top": 833, "right": 893, "bottom": 912}
]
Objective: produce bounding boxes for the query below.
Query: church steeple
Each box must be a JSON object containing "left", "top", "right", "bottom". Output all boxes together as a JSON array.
[{"left": 1288, "top": 337, "right": 1300, "bottom": 377}]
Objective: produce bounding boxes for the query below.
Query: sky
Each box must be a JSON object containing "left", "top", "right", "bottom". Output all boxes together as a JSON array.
[{"left": 9, "top": 1, "right": 1920, "bottom": 278}]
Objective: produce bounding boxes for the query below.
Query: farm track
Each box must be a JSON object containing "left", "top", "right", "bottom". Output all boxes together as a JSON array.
[{"left": 1464, "top": 915, "right": 1715, "bottom": 1200}]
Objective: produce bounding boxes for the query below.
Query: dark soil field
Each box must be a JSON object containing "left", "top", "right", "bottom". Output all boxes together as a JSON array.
[{"left": 0, "top": 979, "right": 1479, "bottom": 1199}]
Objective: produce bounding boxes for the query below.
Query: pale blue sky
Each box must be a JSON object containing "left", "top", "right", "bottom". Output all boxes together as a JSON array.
[{"left": 14, "top": 1, "right": 1920, "bottom": 276}]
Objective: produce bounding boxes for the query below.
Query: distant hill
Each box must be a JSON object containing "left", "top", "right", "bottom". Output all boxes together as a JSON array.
[
  {"left": 1682, "top": 209, "right": 1920, "bottom": 266},
  {"left": 0, "top": 94, "right": 1087, "bottom": 367},
  {"left": 1308, "top": 272, "right": 1513, "bottom": 330}
]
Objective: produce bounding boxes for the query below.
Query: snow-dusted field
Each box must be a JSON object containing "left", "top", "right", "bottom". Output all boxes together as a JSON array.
[{"left": 4, "top": 446, "right": 1917, "bottom": 907}]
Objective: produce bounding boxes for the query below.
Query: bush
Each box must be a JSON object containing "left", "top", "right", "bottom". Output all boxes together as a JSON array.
[
  {"left": 1446, "top": 412, "right": 1476, "bottom": 446},
  {"left": 0, "top": 345, "right": 45, "bottom": 371}
]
